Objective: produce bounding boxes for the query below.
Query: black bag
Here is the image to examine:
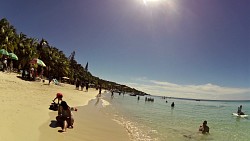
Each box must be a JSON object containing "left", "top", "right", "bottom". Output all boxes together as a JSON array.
[{"left": 49, "top": 103, "right": 58, "bottom": 111}]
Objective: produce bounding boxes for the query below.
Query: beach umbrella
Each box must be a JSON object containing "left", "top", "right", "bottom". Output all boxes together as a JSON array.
[
  {"left": 30, "top": 58, "right": 46, "bottom": 67},
  {"left": 0, "top": 49, "right": 9, "bottom": 56},
  {"left": 9, "top": 53, "right": 18, "bottom": 60},
  {"left": 62, "top": 76, "right": 70, "bottom": 80}
]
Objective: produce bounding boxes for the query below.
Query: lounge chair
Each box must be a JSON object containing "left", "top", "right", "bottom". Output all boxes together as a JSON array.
[{"left": 53, "top": 79, "right": 63, "bottom": 86}]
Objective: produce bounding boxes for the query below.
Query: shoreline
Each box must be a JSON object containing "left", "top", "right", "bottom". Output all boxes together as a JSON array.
[
  {"left": 153, "top": 95, "right": 250, "bottom": 102},
  {"left": 39, "top": 97, "right": 130, "bottom": 141},
  {"left": 0, "top": 72, "right": 130, "bottom": 141}
]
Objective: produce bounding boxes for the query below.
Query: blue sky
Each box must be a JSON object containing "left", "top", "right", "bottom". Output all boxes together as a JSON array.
[{"left": 1, "top": 0, "right": 249, "bottom": 100}]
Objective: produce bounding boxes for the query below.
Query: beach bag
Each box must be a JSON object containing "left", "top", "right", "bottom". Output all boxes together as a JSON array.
[{"left": 49, "top": 103, "right": 58, "bottom": 111}]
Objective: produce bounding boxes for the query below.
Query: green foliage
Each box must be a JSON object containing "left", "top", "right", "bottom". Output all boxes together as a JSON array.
[{"left": 0, "top": 18, "right": 145, "bottom": 95}]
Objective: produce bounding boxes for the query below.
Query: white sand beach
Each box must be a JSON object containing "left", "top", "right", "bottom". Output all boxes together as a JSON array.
[{"left": 0, "top": 72, "right": 130, "bottom": 141}]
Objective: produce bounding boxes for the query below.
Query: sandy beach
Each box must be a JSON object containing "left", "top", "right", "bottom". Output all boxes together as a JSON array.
[{"left": 0, "top": 72, "right": 130, "bottom": 141}]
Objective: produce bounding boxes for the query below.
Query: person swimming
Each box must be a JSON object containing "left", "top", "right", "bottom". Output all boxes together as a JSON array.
[{"left": 237, "top": 105, "right": 245, "bottom": 115}]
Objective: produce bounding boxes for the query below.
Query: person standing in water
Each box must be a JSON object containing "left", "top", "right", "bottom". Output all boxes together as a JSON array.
[
  {"left": 97, "top": 83, "right": 102, "bottom": 97},
  {"left": 171, "top": 102, "right": 175, "bottom": 107},
  {"left": 199, "top": 120, "right": 209, "bottom": 134}
]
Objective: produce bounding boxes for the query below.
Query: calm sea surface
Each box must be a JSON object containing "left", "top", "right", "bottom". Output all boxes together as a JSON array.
[{"left": 99, "top": 92, "right": 250, "bottom": 141}]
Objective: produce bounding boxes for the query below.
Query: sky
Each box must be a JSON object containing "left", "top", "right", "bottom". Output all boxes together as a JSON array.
[{"left": 0, "top": 0, "right": 249, "bottom": 100}]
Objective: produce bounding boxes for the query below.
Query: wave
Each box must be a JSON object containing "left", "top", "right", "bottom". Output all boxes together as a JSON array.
[{"left": 156, "top": 96, "right": 250, "bottom": 102}]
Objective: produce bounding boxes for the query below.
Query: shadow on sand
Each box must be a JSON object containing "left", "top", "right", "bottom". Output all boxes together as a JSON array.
[{"left": 49, "top": 120, "right": 58, "bottom": 128}]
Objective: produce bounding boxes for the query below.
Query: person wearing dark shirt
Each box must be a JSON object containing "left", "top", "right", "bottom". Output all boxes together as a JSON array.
[{"left": 199, "top": 120, "right": 209, "bottom": 134}]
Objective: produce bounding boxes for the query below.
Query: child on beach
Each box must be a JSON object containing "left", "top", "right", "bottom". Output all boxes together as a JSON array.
[
  {"left": 49, "top": 93, "right": 63, "bottom": 111},
  {"left": 53, "top": 93, "right": 63, "bottom": 104}
]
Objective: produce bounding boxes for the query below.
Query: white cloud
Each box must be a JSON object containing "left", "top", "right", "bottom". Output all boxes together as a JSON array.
[{"left": 123, "top": 78, "right": 250, "bottom": 100}]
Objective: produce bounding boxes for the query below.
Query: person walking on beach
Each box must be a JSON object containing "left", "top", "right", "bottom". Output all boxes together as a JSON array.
[
  {"left": 199, "top": 120, "right": 209, "bottom": 134},
  {"left": 56, "top": 101, "right": 74, "bottom": 132},
  {"left": 49, "top": 76, "right": 53, "bottom": 85},
  {"left": 80, "top": 80, "right": 85, "bottom": 91},
  {"left": 75, "top": 79, "right": 80, "bottom": 90},
  {"left": 85, "top": 81, "right": 89, "bottom": 92},
  {"left": 111, "top": 90, "right": 114, "bottom": 98},
  {"left": 98, "top": 84, "right": 102, "bottom": 97}
]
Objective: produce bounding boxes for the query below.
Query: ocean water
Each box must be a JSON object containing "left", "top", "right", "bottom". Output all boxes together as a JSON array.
[{"left": 100, "top": 92, "right": 250, "bottom": 141}]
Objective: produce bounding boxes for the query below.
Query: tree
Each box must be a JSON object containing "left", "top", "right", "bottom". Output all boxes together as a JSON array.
[
  {"left": 0, "top": 18, "right": 145, "bottom": 95},
  {"left": 0, "top": 18, "right": 18, "bottom": 52}
]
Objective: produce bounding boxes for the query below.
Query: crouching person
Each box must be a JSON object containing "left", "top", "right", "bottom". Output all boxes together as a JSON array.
[{"left": 56, "top": 101, "right": 74, "bottom": 132}]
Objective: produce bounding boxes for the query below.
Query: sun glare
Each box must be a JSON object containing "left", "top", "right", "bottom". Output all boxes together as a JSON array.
[
  {"left": 143, "top": 0, "right": 163, "bottom": 5},
  {"left": 141, "top": 0, "right": 177, "bottom": 8},
  {"left": 141, "top": 0, "right": 178, "bottom": 13}
]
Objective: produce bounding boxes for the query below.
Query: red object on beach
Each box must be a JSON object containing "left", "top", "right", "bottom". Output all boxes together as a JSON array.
[
  {"left": 30, "top": 58, "right": 46, "bottom": 67},
  {"left": 56, "top": 93, "right": 63, "bottom": 98}
]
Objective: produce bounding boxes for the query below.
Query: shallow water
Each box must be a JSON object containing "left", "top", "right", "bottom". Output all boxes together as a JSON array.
[{"left": 101, "top": 93, "right": 250, "bottom": 141}]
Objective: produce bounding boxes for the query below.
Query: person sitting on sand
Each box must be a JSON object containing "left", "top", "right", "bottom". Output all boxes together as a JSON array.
[
  {"left": 199, "top": 120, "right": 209, "bottom": 134},
  {"left": 237, "top": 105, "right": 245, "bottom": 115},
  {"left": 56, "top": 101, "right": 74, "bottom": 132}
]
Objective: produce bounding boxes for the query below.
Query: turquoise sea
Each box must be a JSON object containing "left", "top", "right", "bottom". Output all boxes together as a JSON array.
[{"left": 98, "top": 92, "right": 250, "bottom": 141}]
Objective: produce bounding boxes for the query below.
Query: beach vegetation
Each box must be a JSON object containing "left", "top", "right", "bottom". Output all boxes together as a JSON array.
[{"left": 0, "top": 18, "right": 146, "bottom": 96}]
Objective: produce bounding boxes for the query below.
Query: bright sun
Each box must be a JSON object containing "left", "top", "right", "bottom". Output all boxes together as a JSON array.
[
  {"left": 143, "top": 0, "right": 162, "bottom": 5},
  {"left": 141, "top": 0, "right": 177, "bottom": 11}
]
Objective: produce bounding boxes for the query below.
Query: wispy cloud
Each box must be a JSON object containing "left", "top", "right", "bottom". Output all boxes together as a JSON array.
[{"left": 123, "top": 77, "right": 250, "bottom": 100}]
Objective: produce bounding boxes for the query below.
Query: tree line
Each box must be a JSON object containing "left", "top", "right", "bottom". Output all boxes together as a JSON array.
[{"left": 0, "top": 18, "right": 147, "bottom": 96}]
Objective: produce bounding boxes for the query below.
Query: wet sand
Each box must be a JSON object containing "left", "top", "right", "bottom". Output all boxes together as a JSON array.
[{"left": 0, "top": 72, "right": 130, "bottom": 141}]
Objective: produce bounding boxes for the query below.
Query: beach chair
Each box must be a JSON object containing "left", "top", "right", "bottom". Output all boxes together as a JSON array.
[{"left": 53, "top": 79, "right": 63, "bottom": 86}]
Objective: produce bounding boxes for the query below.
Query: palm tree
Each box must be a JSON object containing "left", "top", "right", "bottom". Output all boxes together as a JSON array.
[
  {"left": 15, "top": 33, "right": 38, "bottom": 69},
  {"left": 0, "top": 18, "right": 144, "bottom": 94},
  {"left": 0, "top": 18, "right": 18, "bottom": 52}
]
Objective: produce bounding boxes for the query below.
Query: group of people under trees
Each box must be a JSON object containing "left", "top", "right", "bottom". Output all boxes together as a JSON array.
[
  {"left": 0, "top": 56, "right": 9, "bottom": 72},
  {"left": 21, "top": 66, "right": 44, "bottom": 81},
  {"left": 1, "top": 53, "right": 50, "bottom": 82},
  {"left": 0, "top": 55, "right": 16, "bottom": 73}
]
